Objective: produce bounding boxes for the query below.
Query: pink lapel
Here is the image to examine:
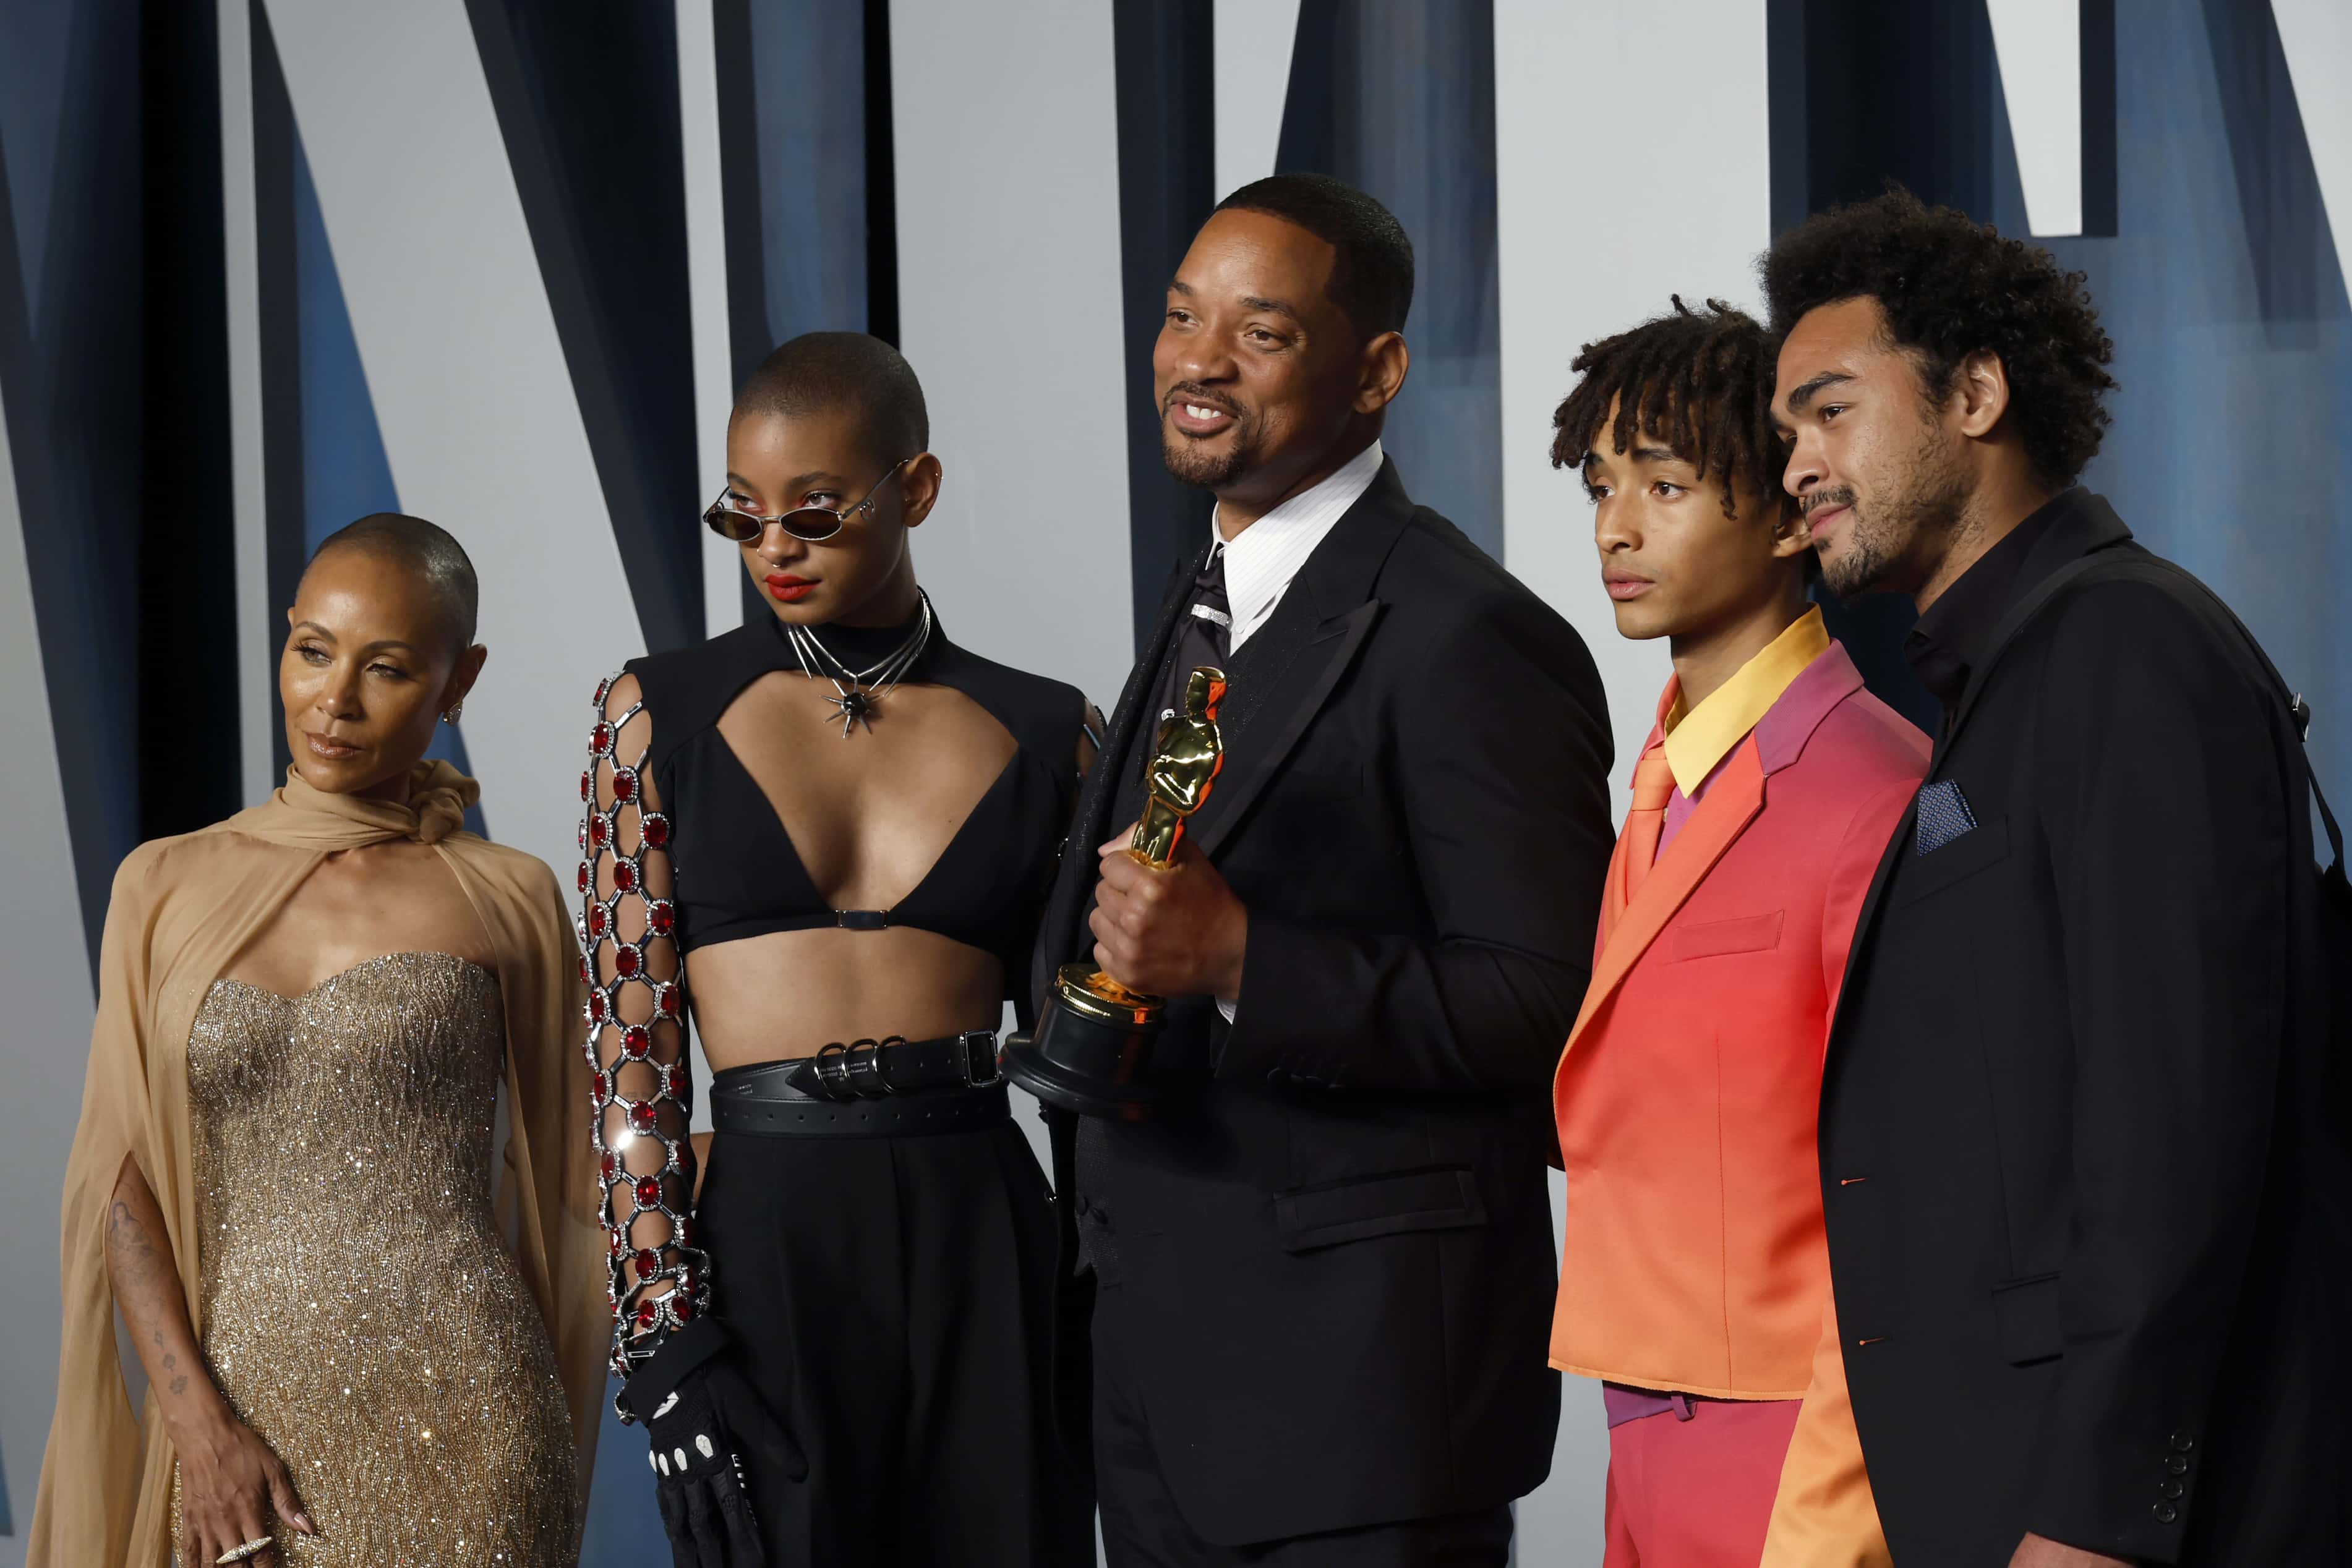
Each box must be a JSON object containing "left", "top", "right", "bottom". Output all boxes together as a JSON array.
[{"left": 1554, "top": 738, "right": 1769, "bottom": 1088}]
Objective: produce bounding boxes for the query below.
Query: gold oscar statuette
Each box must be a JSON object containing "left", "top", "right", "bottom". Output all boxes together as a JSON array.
[{"left": 999, "top": 667, "right": 1229, "bottom": 1119}]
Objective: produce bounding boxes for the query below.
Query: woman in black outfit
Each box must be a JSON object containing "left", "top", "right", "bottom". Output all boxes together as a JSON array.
[{"left": 578, "top": 333, "right": 1097, "bottom": 1565}]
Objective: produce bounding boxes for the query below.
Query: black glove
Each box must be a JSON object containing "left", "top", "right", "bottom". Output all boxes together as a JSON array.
[{"left": 621, "top": 1318, "right": 805, "bottom": 1568}]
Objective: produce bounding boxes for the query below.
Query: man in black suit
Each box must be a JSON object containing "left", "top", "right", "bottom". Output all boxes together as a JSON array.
[
  {"left": 1032, "top": 174, "right": 1614, "bottom": 1564},
  {"left": 1766, "top": 187, "right": 2350, "bottom": 1567}
]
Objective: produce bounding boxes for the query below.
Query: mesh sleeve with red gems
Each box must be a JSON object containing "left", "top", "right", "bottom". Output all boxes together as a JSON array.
[{"left": 579, "top": 671, "right": 708, "bottom": 1376}]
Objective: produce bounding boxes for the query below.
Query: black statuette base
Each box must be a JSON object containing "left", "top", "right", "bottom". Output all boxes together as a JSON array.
[{"left": 999, "top": 1000, "right": 1157, "bottom": 1121}]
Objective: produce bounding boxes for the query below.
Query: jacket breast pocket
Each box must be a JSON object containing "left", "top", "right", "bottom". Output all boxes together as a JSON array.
[
  {"left": 1272, "top": 1166, "right": 1487, "bottom": 1253},
  {"left": 1896, "top": 816, "right": 2010, "bottom": 908},
  {"left": 1671, "top": 910, "right": 1785, "bottom": 961},
  {"left": 1991, "top": 1271, "right": 2063, "bottom": 1366}
]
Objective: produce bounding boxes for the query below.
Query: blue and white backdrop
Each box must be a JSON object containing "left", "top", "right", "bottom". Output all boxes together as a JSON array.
[{"left": 2, "top": 1, "right": 2346, "bottom": 1560}]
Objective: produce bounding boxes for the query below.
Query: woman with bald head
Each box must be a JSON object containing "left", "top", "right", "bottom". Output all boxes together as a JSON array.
[{"left": 32, "top": 516, "right": 603, "bottom": 1567}]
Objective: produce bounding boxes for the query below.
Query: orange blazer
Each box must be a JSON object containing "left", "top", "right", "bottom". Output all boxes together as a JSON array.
[{"left": 1550, "top": 641, "right": 1927, "bottom": 1397}]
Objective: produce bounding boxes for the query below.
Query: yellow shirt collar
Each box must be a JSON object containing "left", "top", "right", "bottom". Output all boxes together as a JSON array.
[{"left": 1661, "top": 605, "right": 1831, "bottom": 796}]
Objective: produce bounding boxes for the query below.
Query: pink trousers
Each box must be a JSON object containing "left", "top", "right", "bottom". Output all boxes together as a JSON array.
[{"left": 1601, "top": 1397, "right": 1801, "bottom": 1567}]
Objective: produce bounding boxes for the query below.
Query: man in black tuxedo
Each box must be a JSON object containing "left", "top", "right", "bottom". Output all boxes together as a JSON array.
[
  {"left": 1766, "top": 188, "right": 2351, "bottom": 1567},
  {"left": 1032, "top": 174, "right": 1614, "bottom": 1564}
]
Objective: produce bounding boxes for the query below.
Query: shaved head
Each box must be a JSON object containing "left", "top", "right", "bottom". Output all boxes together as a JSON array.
[
  {"left": 733, "top": 331, "right": 928, "bottom": 466},
  {"left": 306, "top": 513, "right": 479, "bottom": 652}
]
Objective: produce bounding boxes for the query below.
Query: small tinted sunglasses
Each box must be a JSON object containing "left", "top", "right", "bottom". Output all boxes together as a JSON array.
[{"left": 703, "top": 457, "right": 913, "bottom": 543}]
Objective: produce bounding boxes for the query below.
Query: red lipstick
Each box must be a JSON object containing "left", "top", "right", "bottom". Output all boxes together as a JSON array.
[{"left": 766, "top": 574, "right": 817, "bottom": 604}]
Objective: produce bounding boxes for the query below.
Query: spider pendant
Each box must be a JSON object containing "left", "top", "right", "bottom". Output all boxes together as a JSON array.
[{"left": 824, "top": 688, "right": 877, "bottom": 738}]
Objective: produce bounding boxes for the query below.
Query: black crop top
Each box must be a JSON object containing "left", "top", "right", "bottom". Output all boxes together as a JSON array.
[{"left": 622, "top": 610, "right": 1085, "bottom": 1013}]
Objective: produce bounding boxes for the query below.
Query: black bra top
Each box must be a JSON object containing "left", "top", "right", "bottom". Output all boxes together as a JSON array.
[{"left": 623, "top": 607, "right": 1085, "bottom": 1000}]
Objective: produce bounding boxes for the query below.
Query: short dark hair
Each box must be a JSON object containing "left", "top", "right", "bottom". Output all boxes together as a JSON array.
[
  {"left": 1550, "top": 296, "right": 1792, "bottom": 522},
  {"left": 310, "top": 512, "right": 479, "bottom": 649},
  {"left": 1215, "top": 173, "right": 1414, "bottom": 338},
  {"left": 733, "top": 331, "right": 929, "bottom": 462},
  {"left": 1762, "top": 185, "right": 2116, "bottom": 489}
]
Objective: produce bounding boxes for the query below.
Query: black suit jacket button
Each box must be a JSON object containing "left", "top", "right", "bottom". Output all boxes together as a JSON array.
[
  {"left": 2165, "top": 1454, "right": 2188, "bottom": 1475},
  {"left": 2154, "top": 1502, "right": 2179, "bottom": 1525},
  {"left": 2159, "top": 1479, "right": 2184, "bottom": 1500},
  {"left": 2170, "top": 1432, "right": 2195, "bottom": 1452}
]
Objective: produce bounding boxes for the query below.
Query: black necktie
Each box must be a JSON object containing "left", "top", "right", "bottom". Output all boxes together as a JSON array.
[
  {"left": 1155, "top": 547, "right": 1233, "bottom": 730},
  {"left": 1073, "top": 547, "right": 1231, "bottom": 1279}
]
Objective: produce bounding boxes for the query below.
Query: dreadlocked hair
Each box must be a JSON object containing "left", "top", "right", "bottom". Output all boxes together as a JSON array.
[{"left": 1549, "top": 296, "right": 1792, "bottom": 521}]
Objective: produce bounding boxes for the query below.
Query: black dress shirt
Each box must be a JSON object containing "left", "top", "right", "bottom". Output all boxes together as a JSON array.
[{"left": 1903, "top": 490, "right": 2074, "bottom": 722}]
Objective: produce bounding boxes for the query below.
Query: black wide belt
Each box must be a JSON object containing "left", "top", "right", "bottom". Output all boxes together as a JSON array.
[{"left": 709, "top": 1031, "right": 1009, "bottom": 1138}]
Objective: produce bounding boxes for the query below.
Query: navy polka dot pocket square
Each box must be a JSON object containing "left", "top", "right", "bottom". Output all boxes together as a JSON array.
[{"left": 1915, "top": 779, "right": 1978, "bottom": 856}]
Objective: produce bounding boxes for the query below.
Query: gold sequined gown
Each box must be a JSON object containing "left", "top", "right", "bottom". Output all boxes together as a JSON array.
[{"left": 174, "top": 952, "right": 579, "bottom": 1564}]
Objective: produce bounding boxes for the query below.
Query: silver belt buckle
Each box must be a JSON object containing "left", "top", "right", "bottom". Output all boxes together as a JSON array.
[{"left": 960, "top": 1029, "right": 1002, "bottom": 1088}]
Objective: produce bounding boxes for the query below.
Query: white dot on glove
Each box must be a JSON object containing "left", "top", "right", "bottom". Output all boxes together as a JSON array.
[
  {"left": 648, "top": 1449, "right": 660, "bottom": 1473},
  {"left": 696, "top": 1434, "right": 716, "bottom": 1459},
  {"left": 674, "top": 1447, "right": 690, "bottom": 1471},
  {"left": 657, "top": 1451, "right": 671, "bottom": 1476}
]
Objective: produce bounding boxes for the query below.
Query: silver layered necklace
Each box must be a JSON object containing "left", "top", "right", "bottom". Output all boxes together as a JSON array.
[{"left": 784, "top": 590, "right": 935, "bottom": 738}]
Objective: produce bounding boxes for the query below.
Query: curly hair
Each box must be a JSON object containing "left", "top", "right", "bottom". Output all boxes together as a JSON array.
[
  {"left": 1549, "top": 296, "right": 1792, "bottom": 521},
  {"left": 1762, "top": 186, "right": 2116, "bottom": 489}
]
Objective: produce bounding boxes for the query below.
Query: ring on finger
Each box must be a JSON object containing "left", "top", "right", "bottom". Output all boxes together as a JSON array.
[{"left": 218, "top": 1538, "right": 275, "bottom": 1565}]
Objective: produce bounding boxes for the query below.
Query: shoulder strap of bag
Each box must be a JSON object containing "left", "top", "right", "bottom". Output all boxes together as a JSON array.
[{"left": 1956, "top": 548, "right": 2341, "bottom": 878}]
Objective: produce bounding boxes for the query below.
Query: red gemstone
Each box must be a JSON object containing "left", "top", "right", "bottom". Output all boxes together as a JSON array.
[
  {"left": 577, "top": 956, "right": 592, "bottom": 986},
  {"left": 665, "top": 1064, "right": 689, "bottom": 1099},
  {"left": 671, "top": 1292, "right": 696, "bottom": 1323},
  {"left": 633, "top": 1248, "right": 661, "bottom": 1278},
  {"left": 576, "top": 861, "right": 591, "bottom": 893},
  {"left": 628, "top": 1102, "right": 658, "bottom": 1135},
  {"left": 586, "top": 905, "right": 609, "bottom": 938},
  {"left": 622, "top": 1025, "right": 651, "bottom": 1060},
  {"left": 591, "top": 722, "right": 614, "bottom": 756},
  {"left": 576, "top": 822, "right": 586, "bottom": 851},
  {"left": 599, "top": 1151, "right": 617, "bottom": 1182},
  {"left": 642, "top": 814, "right": 670, "bottom": 848},
  {"left": 579, "top": 769, "right": 593, "bottom": 802},
  {"left": 591, "top": 1069, "right": 610, "bottom": 1107},
  {"left": 588, "top": 815, "right": 609, "bottom": 848},
  {"left": 613, "top": 861, "right": 638, "bottom": 893},
  {"left": 614, "top": 945, "right": 642, "bottom": 979},
  {"left": 635, "top": 1298, "right": 658, "bottom": 1329},
  {"left": 595, "top": 676, "right": 612, "bottom": 706},
  {"left": 586, "top": 989, "right": 608, "bottom": 1022},
  {"left": 648, "top": 900, "right": 675, "bottom": 936},
  {"left": 609, "top": 1229, "right": 626, "bottom": 1258},
  {"left": 658, "top": 984, "right": 682, "bottom": 1017},
  {"left": 613, "top": 769, "right": 638, "bottom": 803},
  {"left": 634, "top": 1174, "right": 662, "bottom": 1207}
]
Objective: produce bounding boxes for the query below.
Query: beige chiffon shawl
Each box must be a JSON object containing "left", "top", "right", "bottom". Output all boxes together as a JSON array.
[{"left": 30, "top": 762, "right": 604, "bottom": 1566}]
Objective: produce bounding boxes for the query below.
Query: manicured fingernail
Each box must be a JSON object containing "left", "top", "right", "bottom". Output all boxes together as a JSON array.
[{"left": 296, "top": 1514, "right": 316, "bottom": 1533}]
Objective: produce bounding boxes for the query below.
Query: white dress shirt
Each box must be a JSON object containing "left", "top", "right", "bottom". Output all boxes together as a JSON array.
[
  {"left": 1201, "top": 438, "right": 1383, "bottom": 1019},
  {"left": 1212, "top": 438, "right": 1384, "bottom": 651}
]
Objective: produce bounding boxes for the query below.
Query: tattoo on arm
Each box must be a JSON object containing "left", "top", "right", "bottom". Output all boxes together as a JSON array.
[{"left": 105, "top": 1198, "right": 161, "bottom": 1287}]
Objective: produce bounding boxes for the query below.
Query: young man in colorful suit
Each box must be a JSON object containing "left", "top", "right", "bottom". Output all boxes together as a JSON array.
[{"left": 1546, "top": 299, "right": 1930, "bottom": 1566}]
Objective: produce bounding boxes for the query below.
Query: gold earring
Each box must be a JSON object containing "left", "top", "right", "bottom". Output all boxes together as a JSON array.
[{"left": 441, "top": 701, "right": 464, "bottom": 725}]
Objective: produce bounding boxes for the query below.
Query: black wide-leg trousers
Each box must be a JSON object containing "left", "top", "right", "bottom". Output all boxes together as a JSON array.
[{"left": 699, "top": 1116, "right": 1094, "bottom": 1566}]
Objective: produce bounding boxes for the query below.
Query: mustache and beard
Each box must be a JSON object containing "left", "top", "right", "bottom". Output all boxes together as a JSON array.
[
  {"left": 1810, "top": 410, "right": 1972, "bottom": 600},
  {"left": 1158, "top": 386, "right": 1257, "bottom": 489}
]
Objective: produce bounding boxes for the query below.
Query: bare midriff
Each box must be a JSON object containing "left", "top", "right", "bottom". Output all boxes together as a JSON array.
[{"left": 687, "top": 925, "right": 1006, "bottom": 1070}]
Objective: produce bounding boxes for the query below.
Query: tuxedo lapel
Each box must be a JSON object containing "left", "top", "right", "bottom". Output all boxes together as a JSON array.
[
  {"left": 1187, "top": 594, "right": 1379, "bottom": 859},
  {"left": 1554, "top": 741, "right": 1769, "bottom": 1085},
  {"left": 1184, "top": 459, "right": 1413, "bottom": 860}
]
